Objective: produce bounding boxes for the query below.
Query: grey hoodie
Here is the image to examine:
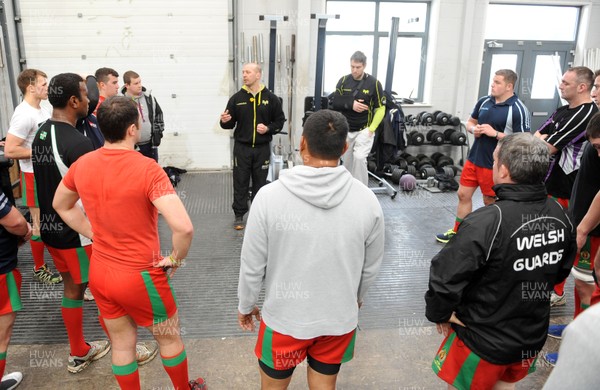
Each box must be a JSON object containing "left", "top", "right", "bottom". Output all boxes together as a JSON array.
[{"left": 238, "top": 165, "right": 385, "bottom": 338}]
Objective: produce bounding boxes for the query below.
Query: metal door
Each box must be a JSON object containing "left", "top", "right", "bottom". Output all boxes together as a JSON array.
[{"left": 479, "top": 41, "right": 574, "bottom": 131}]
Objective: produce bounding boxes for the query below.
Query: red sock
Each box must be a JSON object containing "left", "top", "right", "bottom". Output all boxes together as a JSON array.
[
  {"left": 0, "top": 351, "right": 6, "bottom": 378},
  {"left": 61, "top": 297, "right": 89, "bottom": 357},
  {"left": 30, "top": 236, "right": 46, "bottom": 270},
  {"left": 162, "top": 348, "right": 189, "bottom": 389},
  {"left": 113, "top": 361, "right": 140, "bottom": 389},
  {"left": 453, "top": 217, "right": 463, "bottom": 233},
  {"left": 554, "top": 280, "right": 565, "bottom": 296}
]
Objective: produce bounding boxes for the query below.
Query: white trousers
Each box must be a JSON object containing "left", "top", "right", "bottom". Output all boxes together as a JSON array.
[{"left": 342, "top": 128, "right": 374, "bottom": 186}]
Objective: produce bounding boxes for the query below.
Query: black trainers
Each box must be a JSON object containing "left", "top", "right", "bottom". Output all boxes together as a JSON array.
[
  {"left": 0, "top": 372, "right": 23, "bottom": 390},
  {"left": 233, "top": 216, "right": 245, "bottom": 230}
]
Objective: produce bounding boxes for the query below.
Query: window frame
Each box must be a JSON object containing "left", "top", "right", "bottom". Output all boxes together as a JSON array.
[{"left": 325, "top": 0, "right": 431, "bottom": 102}]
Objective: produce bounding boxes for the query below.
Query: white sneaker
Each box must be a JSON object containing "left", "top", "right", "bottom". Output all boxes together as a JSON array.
[
  {"left": 550, "top": 292, "right": 566, "bottom": 307},
  {"left": 83, "top": 287, "right": 95, "bottom": 301},
  {"left": 67, "top": 340, "right": 111, "bottom": 373},
  {"left": 1, "top": 372, "right": 23, "bottom": 390},
  {"left": 136, "top": 341, "right": 159, "bottom": 366}
]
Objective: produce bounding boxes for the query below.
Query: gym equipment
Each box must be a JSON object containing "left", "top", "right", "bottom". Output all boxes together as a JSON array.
[
  {"left": 435, "top": 111, "right": 451, "bottom": 125},
  {"left": 408, "top": 131, "right": 424, "bottom": 146},
  {"left": 391, "top": 167, "right": 404, "bottom": 184},
  {"left": 420, "top": 112, "right": 434, "bottom": 125},
  {"left": 436, "top": 155, "right": 454, "bottom": 168},
  {"left": 419, "top": 166, "right": 436, "bottom": 179},
  {"left": 259, "top": 15, "right": 288, "bottom": 92},
  {"left": 449, "top": 131, "right": 466, "bottom": 145},
  {"left": 399, "top": 174, "right": 417, "bottom": 191},
  {"left": 429, "top": 130, "right": 445, "bottom": 145},
  {"left": 311, "top": 13, "right": 339, "bottom": 111}
]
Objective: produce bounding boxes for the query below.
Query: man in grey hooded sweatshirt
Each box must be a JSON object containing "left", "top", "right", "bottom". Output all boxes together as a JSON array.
[{"left": 237, "top": 109, "right": 385, "bottom": 389}]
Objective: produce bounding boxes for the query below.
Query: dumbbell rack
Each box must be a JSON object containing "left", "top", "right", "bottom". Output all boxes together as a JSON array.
[{"left": 388, "top": 111, "right": 469, "bottom": 191}]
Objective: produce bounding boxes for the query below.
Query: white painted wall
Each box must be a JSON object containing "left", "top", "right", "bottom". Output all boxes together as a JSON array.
[
  {"left": 18, "top": 0, "right": 230, "bottom": 169},
  {"left": 10, "top": 0, "right": 600, "bottom": 168}
]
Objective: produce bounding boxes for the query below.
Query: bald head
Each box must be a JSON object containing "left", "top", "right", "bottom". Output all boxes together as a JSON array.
[{"left": 242, "top": 63, "right": 262, "bottom": 90}]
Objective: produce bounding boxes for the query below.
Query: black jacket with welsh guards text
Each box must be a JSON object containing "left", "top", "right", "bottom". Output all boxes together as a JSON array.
[
  {"left": 425, "top": 183, "right": 576, "bottom": 365},
  {"left": 220, "top": 85, "right": 286, "bottom": 147}
]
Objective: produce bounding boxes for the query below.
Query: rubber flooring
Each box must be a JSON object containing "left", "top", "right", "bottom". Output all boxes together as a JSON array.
[{"left": 11, "top": 171, "right": 574, "bottom": 344}]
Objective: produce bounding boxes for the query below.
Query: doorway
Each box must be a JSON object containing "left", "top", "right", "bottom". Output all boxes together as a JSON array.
[{"left": 479, "top": 40, "right": 575, "bottom": 132}]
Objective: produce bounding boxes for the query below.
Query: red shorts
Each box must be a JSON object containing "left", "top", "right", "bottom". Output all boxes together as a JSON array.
[
  {"left": 549, "top": 196, "right": 569, "bottom": 210},
  {"left": 572, "top": 236, "right": 600, "bottom": 283},
  {"left": 47, "top": 245, "right": 91, "bottom": 284},
  {"left": 0, "top": 269, "right": 23, "bottom": 315},
  {"left": 459, "top": 160, "right": 495, "bottom": 197},
  {"left": 255, "top": 320, "right": 356, "bottom": 370},
  {"left": 20, "top": 171, "right": 38, "bottom": 208},
  {"left": 89, "top": 261, "right": 178, "bottom": 327},
  {"left": 432, "top": 331, "right": 535, "bottom": 389}
]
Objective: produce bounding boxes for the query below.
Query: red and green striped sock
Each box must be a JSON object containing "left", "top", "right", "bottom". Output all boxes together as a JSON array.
[
  {"left": 0, "top": 351, "right": 6, "bottom": 378},
  {"left": 62, "top": 297, "right": 89, "bottom": 357},
  {"left": 30, "top": 236, "right": 45, "bottom": 270},
  {"left": 453, "top": 217, "right": 463, "bottom": 233},
  {"left": 162, "top": 348, "right": 189, "bottom": 389},
  {"left": 113, "top": 361, "right": 140, "bottom": 389}
]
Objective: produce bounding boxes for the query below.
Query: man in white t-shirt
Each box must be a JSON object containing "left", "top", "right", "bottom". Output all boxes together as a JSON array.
[{"left": 4, "top": 69, "right": 62, "bottom": 284}]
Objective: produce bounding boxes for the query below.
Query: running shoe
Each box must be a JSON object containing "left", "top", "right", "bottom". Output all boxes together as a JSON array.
[
  {"left": 233, "top": 216, "right": 245, "bottom": 230},
  {"left": 136, "top": 341, "right": 159, "bottom": 366},
  {"left": 543, "top": 352, "right": 558, "bottom": 367},
  {"left": 435, "top": 229, "right": 456, "bottom": 244},
  {"left": 0, "top": 372, "right": 23, "bottom": 390},
  {"left": 547, "top": 324, "right": 567, "bottom": 340},
  {"left": 550, "top": 292, "right": 566, "bottom": 307},
  {"left": 33, "top": 264, "right": 62, "bottom": 284},
  {"left": 83, "top": 287, "right": 95, "bottom": 301},
  {"left": 67, "top": 340, "right": 111, "bottom": 373}
]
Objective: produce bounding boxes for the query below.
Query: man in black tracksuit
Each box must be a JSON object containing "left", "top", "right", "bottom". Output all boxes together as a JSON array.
[
  {"left": 220, "top": 63, "right": 286, "bottom": 230},
  {"left": 425, "top": 133, "right": 577, "bottom": 390}
]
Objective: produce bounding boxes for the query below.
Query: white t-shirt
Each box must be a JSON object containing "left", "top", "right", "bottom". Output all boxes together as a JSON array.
[{"left": 7, "top": 101, "right": 50, "bottom": 173}]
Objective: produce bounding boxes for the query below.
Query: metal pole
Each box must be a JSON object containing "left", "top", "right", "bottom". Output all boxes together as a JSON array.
[
  {"left": 311, "top": 14, "right": 339, "bottom": 111},
  {"left": 385, "top": 17, "right": 400, "bottom": 93}
]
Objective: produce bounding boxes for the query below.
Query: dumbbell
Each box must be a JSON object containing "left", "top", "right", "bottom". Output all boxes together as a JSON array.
[
  {"left": 430, "top": 152, "right": 444, "bottom": 166},
  {"left": 435, "top": 111, "right": 451, "bottom": 125},
  {"left": 420, "top": 111, "right": 434, "bottom": 125},
  {"left": 426, "top": 129, "right": 445, "bottom": 145},
  {"left": 450, "top": 131, "right": 466, "bottom": 145},
  {"left": 408, "top": 131, "right": 424, "bottom": 146},
  {"left": 405, "top": 114, "right": 414, "bottom": 125},
  {"left": 417, "top": 156, "right": 434, "bottom": 170},
  {"left": 449, "top": 116, "right": 461, "bottom": 126},
  {"left": 391, "top": 168, "right": 405, "bottom": 184},
  {"left": 419, "top": 166, "right": 437, "bottom": 179},
  {"left": 406, "top": 165, "right": 417, "bottom": 176},
  {"left": 443, "top": 128, "right": 456, "bottom": 141},
  {"left": 438, "top": 166, "right": 456, "bottom": 178},
  {"left": 393, "top": 157, "right": 408, "bottom": 170},
  {"left": 403, "top": 154, "right": 419, "bottom": 167},
  {"left": 436, "top": 155, "right": 455, "bottom": 168}
]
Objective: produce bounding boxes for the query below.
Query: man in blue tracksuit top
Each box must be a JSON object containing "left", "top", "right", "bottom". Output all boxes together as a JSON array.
[{"left": 436, "top": 69, "right": 530, "bottom": 244}]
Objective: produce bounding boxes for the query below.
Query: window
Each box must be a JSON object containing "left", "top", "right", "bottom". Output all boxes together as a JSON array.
[
  {"left": 324, "top": 1, "right": 430, "bottom": 102},
  {"left": 485, "top": 4, "right": 579, "bottom": 41}
]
